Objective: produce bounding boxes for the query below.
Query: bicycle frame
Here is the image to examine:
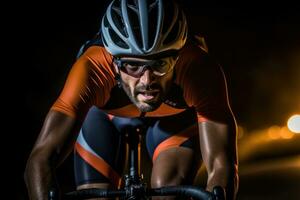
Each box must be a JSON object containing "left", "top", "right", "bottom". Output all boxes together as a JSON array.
[{"left": 49, "top": 127, "right": 222, "bottom": 200}]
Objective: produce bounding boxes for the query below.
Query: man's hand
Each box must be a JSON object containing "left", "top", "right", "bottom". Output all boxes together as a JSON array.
[
  {"left": 212, "top": 186, "right": 226, "bottom": 200},
  {"left": 48, "top": 187, "right": 60, "bottom": 200}
]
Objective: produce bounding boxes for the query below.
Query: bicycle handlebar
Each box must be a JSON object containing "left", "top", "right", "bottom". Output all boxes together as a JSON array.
[
  {"left": 64, "top": 188, "right": 126, "bottom": 199},
  {"left": 62, "top": 185, "right": 219, "bottom": 200},
  {"left": 149, "top": 186, "right": 215, "bottom": 200}
]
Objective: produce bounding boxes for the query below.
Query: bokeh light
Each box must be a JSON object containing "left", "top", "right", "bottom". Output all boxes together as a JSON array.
[
  {"left": 279, "top": 126, "right": 294, "bottom": 139},
  {"left": 287, "top": 115, "right": 300, "bottom": 133},
  {"left": 268, "top": 125, "right": 281, "bottom": 140}
]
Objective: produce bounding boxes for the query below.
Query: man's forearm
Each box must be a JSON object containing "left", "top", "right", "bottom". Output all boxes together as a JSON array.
[
  {"left": 25, "top": 111, "right": 79, "bottom": 199},
  {"left": 206, "top": 164, "right": 239, "bottom": 200},
  {"left": 25, "top": 155, "right": 56, "bottom": 200}
]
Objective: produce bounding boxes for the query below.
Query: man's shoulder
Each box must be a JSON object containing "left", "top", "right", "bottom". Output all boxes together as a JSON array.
[
  {"left": 83, "top": 45, "right": 110, "bottom": 59},
  {"left": 175, "top": 35, "right": 210, "bottom": 72},
  {"left": 176, "top": 35, "right": 210, "bottom": 71},
  {"left": 75, "top": 43, "right": 113, "bottom": 72},
  {"left": 175, "top": 35, "right": 223, "bottom": 86}
]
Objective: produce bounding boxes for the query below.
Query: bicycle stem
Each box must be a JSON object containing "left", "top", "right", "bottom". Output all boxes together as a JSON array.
[
  {"left": 126, "top": 127, "right": 143, "bottom": 184},
  {"left": 129, "top": 132, "right": 139, "bottom": 177}
]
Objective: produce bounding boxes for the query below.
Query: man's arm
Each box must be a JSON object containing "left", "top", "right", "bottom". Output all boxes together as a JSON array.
[
  {"left": 199, "top": 117, "right": 239, "bottom": 200},
  {"left": 24, "top": 110, "right": 82, "bottom": 200}
]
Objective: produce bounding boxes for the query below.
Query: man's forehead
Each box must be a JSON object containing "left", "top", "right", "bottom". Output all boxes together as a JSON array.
[
  {"left": 119, "top": 57, "right": 153, "bottom": 62},
  {"left": 117, "top": 55, "right": 177, "bottom": 62},
  {"left": 114, "top": 51, "right": 179, "bottom": 61}
]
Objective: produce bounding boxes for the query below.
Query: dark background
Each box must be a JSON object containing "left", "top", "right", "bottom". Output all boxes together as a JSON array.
[{"left": 8, "top": 1, "right": 300, "bottom": 199}]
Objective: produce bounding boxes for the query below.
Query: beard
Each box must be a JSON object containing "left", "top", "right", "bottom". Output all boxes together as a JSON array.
[{"left": 121, "top": 82, "right": 165, "bottom": 112}]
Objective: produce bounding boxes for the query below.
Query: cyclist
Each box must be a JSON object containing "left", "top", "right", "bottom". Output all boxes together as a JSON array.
[{"left": 25, "top": 0, "right": 239, "bottom": 199}]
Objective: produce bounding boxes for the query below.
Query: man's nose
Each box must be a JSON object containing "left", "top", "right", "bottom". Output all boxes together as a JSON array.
[{"left": 139, "top": 69, "right": 155, "bottom": 85}]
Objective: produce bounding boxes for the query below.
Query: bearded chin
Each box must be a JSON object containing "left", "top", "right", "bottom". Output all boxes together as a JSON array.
[
  {"left": 136, "top": 101, "right": 162, "bottom": 112},
  {"left": 131, "top": 92, "right": 163, "bottom": 112},
  {"left": 121, "top": 83, "right": 163, "bottom": 112}
]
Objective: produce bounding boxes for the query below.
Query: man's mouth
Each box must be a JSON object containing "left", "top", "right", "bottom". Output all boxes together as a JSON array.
[{"left": 137, "top": 90, "right": 160, "bottom": 102}]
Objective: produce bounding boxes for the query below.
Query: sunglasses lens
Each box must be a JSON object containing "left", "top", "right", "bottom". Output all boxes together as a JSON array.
[
  {"left": 122, "top": 63, "right": 144, "bottom": 77},
  {"left": 114, "top": 57, "right": 176, "bottom": 77}
]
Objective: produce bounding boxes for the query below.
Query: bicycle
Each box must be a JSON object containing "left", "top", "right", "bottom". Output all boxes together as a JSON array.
[{"left": 49, "top": 125, "right": 225, "bottom": 200}]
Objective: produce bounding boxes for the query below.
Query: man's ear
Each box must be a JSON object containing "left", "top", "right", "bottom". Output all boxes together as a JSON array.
[
  {"left": 112, "top": 61, "right": 121, "bottom": 79},
  {"left": 112, "top": 61, "right": 122, "bottom": 88},
  {"left": 112, "top": 61, "right": 119, "bottom": 74}
]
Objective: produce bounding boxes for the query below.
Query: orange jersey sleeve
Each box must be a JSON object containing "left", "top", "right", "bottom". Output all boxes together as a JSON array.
[
  {"left": 175, "top": 42, "right": 234, "bottom": 123},
  {"left": 51, "top": 46, "right": 117, "bottom": 120}
]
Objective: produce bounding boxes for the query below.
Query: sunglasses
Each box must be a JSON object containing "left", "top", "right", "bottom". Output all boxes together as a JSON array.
[{"left": 113, "top": 56, "right": 178, "bottom": 78}]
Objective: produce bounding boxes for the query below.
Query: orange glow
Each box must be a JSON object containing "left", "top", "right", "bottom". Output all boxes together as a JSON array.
[
  {"left": 287, "top": 114, "right": 300, "bottom": 133},
  {"left": 279, "top": 127, "right": 294, "bottom": 139},
  {"left": 268, "top": 126, "right": 281, "bottom": 140}
]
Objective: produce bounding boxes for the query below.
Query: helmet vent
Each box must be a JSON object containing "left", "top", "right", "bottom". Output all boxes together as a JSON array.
[
  {"left": 127, "top": 0, "right": 143, "bottom": 49},
  {"left": 163, "top": 9, "right": 181, "bottom": 46},
  {"left": 103, "top": 15, "right": 110, "bottom": 28},
  {"left": 163, "top": 20, "right": 179, "bottom": 46},
  {"left": 148, "top": 1, "right": 158, "bottom": 48},
  {"left": 162, "top": 1, "right": 175, "bottom": 35},
  {"left": 108, "top": 28, "right": 129, "bottom": 49},
  {"left": 111, "top": 5, "right": 128, "bottom": 37},
  {"left": 127, "top": 0, "right": 138, "bottom": 13}
]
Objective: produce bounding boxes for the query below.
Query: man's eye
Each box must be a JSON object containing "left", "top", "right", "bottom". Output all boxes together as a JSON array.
[
  {"left": 124, "top": 63, "right": 139, "bottom": 71},
  {"left": 153, "top": 60, "right": 166, "bottom": 67},
  {"left": 152, "top": 61, "right": 167, "bottom": 70}
]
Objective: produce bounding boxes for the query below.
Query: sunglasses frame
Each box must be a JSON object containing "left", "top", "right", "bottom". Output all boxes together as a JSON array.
[{"left": 113, "top": 56, "right": 178, "bottom": 78}]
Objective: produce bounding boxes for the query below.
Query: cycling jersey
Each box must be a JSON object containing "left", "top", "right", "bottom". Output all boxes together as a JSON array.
[{"left": 51, "top": 39, "right": 230, "bottom": 123}]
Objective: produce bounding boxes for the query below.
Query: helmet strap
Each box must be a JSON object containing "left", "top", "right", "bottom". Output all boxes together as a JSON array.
[
  {"left": 115, "top": 67, "right": 123, "bottom": 89},
  {"left": 112, "top": 58, "right": 123, "bottom": 88}
]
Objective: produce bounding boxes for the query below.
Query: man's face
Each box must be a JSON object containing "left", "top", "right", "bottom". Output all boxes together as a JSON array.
[{"left": 113, "top": 56, "right": 178, "bottom": 112}]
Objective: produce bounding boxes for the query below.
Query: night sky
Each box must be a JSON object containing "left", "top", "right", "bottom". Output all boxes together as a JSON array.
[{"left": 7, "top": 1, "right": 300, "bottom": 199}]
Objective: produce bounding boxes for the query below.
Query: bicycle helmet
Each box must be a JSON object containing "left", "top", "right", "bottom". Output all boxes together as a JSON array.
[{"left": 101, "top": 0, "right": 188, "bottom": 58}]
